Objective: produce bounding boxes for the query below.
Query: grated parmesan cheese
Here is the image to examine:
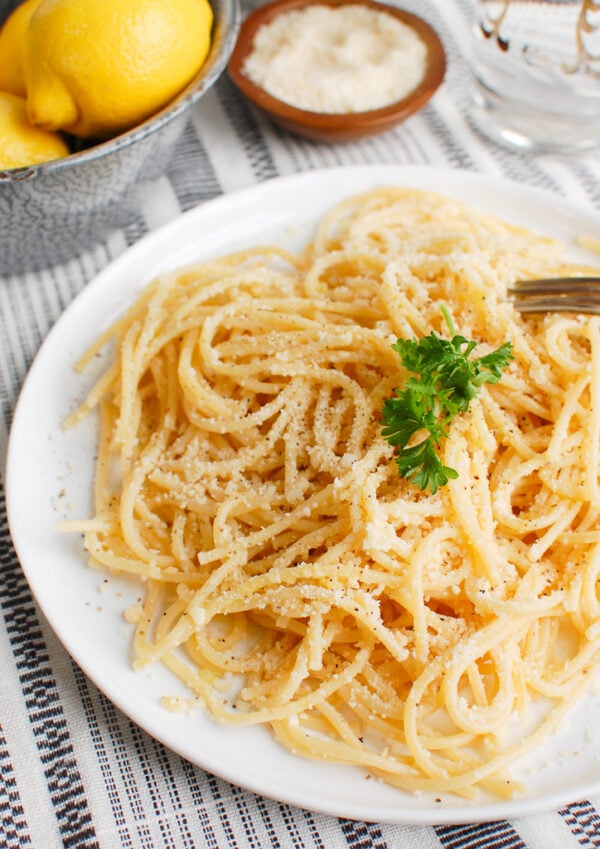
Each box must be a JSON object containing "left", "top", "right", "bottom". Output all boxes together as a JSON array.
[{"left": 242, "top": 4, "right": 428, "bottom": 114}]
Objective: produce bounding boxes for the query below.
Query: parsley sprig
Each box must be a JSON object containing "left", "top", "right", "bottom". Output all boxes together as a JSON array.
[{"left": 381, "top": 309, "right": 513, "bottom": 494}]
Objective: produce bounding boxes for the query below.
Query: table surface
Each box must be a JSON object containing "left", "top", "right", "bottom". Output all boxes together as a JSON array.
[{"left": 2, "top": 1, "right": 600, "bottom": 846}]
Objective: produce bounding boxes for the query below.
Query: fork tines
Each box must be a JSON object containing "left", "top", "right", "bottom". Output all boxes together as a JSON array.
[{"left": 509, "top": 276, "right": 600, "bottom": 315}]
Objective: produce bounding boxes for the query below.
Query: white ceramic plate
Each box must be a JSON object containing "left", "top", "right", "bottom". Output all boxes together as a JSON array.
[{"left": 7, "top": 165, "right": 600, "bottom": 825}]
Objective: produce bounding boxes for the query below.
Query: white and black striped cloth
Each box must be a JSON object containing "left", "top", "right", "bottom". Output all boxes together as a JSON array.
[{"left": 2, "top": 1, "right": 600, "bottom": 846}]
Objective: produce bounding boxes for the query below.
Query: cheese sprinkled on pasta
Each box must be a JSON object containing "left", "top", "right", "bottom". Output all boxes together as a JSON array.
[{"left": 64, "top": 187, "right": 600, "bottom": 799}]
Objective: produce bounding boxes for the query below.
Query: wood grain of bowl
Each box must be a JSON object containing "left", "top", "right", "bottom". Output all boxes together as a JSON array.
[{"left": 228, "top": 0, "right": 446, "bottom": 143}]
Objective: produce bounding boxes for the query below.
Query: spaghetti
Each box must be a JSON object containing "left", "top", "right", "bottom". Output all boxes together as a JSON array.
[{"left": 64, "top": 187, "right": 600, "bottom": 799}]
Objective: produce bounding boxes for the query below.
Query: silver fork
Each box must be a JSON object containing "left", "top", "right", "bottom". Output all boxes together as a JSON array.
[{"left": 509, "top": 276, "right": 600, "bottom": 315}]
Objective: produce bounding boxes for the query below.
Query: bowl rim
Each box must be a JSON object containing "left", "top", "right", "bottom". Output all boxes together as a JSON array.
[
  {"left": 0, "top": 0, "right": 241, "bottom": 183},
  {"left": 227, "top": 0, "right": 446, "bottom": 135}
]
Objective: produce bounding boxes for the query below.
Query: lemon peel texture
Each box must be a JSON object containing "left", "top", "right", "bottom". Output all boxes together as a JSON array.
[
  {"left": 0, "top": 0, "right": 44, "bottom": 97},
  {"left": 0, "top": 91, "right": 69, "bottom": 169},
  {"left": 24, "top": 0, "right": 214, "bottom": 139}
]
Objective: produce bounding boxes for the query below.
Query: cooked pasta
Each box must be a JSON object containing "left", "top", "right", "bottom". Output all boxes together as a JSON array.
[{"left": 63, "top": 187, "right": 600, "bottom": 799}]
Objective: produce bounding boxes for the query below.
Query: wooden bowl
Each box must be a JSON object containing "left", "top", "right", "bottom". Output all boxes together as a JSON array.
[{"left": 227, "top": 0, "right": 446, "bottom": 143}]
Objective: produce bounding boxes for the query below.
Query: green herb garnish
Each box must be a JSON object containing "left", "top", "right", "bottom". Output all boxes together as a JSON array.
[{"left": 381, "top": 309, "right": 513, "bottom": 494}]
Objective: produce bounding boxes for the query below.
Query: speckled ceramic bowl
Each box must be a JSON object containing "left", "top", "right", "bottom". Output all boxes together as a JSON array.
[{"left": 0, "top": 0, "right": 240, "bottom": 276}]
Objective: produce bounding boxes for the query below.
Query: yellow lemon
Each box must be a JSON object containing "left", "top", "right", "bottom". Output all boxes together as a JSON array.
[
  {"left": 23, "top": 0, "right": 213, "bottom": 139},
  {"left": 0, "top": 0, "right": 44, "bottom": 96},
  {"left": 0, "top": 90, "right": 69, "bottom": 169}
]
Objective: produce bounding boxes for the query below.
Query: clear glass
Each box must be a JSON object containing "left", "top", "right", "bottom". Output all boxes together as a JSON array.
[{"left": 470, "top": 0, "right": 600, "bottom": 153}]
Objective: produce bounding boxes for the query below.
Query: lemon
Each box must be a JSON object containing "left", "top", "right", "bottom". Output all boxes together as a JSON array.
[
  {"left": 0, "top": 90, "right": 69, "bottom": 169},
  {"left": 24, "top": 0, "right": 213, "bottom": 139},
  {"left": 0, "top": 0, "right": 44, "bottom": 96}
]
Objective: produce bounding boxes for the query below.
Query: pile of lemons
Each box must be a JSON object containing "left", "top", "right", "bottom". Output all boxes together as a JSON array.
[{"left": 0, "top": 0, "right": 213, "bottom": 170}]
